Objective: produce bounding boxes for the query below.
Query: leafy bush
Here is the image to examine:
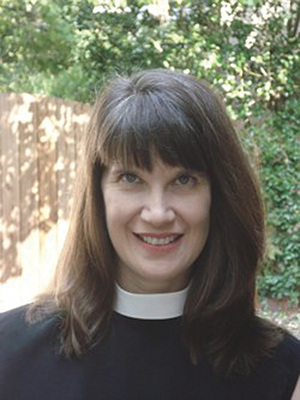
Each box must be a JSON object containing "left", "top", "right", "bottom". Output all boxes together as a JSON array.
[{"left": 251, "top": 100, "right": 300, "bottom": 304}]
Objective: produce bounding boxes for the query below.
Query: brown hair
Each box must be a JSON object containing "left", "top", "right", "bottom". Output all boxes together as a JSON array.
[{"left": 28, "top": 69, "right": 282, "bottom": 376}]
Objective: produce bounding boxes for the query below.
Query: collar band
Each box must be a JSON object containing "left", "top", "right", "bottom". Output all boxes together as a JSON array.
[{"left": 114, "top": 284, "right": 189, "bottom": 320}]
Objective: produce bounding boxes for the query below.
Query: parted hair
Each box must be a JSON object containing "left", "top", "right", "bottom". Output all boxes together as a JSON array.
[{"left": 28, "top": 69, "right": 282, "bottom": 377}]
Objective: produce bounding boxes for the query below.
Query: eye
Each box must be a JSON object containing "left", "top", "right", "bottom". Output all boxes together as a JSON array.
[
  {"left": 120, "top": 172, "right": 140, "bottom": 184},
  {"left": 175, "top": 173, "right": 196, "bottom": 186}
]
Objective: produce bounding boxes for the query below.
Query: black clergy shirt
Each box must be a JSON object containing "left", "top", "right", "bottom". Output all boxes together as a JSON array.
[{"left": 0, "top": 305, "right": 300, "bottom": 400}]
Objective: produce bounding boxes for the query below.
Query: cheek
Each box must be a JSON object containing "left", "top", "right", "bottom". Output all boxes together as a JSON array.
[
  {"left": 187, "top": 205, "right": 211, "bottom": 255},
  {"left": 187, "top": 194, "right": 211, "bottom": 226},
  {"left": 103, "top": 192, "right": 138, "bottom": 232},
  {"left": 191, "top": 213, "right": 210, "bottom": 239},
  {"left": 104, "top": 201, "right": 122, "bottom": 230},
  {"left": 184, "top": 203, "right": 211, "bottom": 242},
  {"left": 103, "top": 192, "right": 119, "bottom": 231}
]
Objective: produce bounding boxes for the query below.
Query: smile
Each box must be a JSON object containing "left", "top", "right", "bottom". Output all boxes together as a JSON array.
[{"left": 135, "top": 234, "right": 182, "bottom": 246}]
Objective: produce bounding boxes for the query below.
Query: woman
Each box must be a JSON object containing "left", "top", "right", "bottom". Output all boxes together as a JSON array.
[{"left": 0, "top": 69, "right": 299, "bottom": 399}]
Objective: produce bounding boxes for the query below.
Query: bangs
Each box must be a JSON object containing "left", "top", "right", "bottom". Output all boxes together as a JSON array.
[{"left": 98, "top": 90, "right": 209, "bottom": 173}]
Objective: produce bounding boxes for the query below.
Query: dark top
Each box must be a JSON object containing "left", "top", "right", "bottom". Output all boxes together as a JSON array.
[{"left": 0, "top": 306, "right": 299, "bottom": 400}]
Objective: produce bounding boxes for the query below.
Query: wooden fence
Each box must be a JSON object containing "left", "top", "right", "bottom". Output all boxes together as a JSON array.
[{"left": 0, "top": 93, "right": 91, "bottom": 311}]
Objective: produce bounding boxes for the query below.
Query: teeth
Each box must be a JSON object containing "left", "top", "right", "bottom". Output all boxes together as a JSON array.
[{"left": 140, "top": 235, "right": 178, "bottom": 246}]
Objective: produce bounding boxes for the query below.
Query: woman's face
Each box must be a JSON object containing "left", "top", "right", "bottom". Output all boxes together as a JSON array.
[{"left": 101, "top": 156, "right": 211, "bottom": 293}]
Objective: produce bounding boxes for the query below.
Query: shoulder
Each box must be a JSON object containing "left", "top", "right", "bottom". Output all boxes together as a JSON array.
[
  {"left": 0, "top": 305, "right": 31, "bottom": 329},
  {"left": 260, "top": 333, "right": 300, "bottom": 400},
  {"left": 0, "top": 305, "right": 31, "bottom": 341},
  {"left": 0, "top": 304, "right": 60, "bottom": 333},
  {"left": 0, "top": 305, "right": 61, "bottom": 361},
  {"left": 274, "top": 333, "right": 300, "bottom": 372}
]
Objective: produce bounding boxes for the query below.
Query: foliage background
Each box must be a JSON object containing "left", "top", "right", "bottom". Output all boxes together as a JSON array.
[{"left": 0, "top": 0, "right": 299, "bottom": 303}]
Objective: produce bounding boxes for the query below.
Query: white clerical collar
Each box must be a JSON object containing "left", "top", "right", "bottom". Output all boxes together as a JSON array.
[{"left": 114, "top": 284, "right": 189, "bottom": 320}]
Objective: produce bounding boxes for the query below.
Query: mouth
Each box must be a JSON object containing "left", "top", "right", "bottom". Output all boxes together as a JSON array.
[{"left": 134, "top": 233, "right": 183, "bottom": 246}]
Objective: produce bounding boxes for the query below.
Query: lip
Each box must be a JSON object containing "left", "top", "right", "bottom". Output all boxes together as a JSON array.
[
  {"left": 133, "top": 232, "right": 183, "bottom": 252},
  {"left": 135, "top": 232, "right": 183, "bottom": 238}
]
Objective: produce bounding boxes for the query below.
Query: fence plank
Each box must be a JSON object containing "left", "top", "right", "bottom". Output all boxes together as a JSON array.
[
  {"left": 0, "top": 94, "right": 22, "bottom": 309},
  {"left": 57, "top": 99, "right": 76, "bottom": 251},
  {"left": 0, "top": 95, "right": 21, "bottom": 282},
  {"left": 38, "top": 97, "right": 60, "bottom": 290},
  {"left": 18, "top": 94, "right": 40, "bottom": 303}
]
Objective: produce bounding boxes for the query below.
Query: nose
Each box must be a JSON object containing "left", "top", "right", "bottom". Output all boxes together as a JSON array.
[{"left": 140, "top": 190, "right": 175, "bottom": 226}]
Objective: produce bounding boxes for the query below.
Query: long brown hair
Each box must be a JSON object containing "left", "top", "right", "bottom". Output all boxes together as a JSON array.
[{"left": 28, "top": 69, "right": 282, "bottom": 376}]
